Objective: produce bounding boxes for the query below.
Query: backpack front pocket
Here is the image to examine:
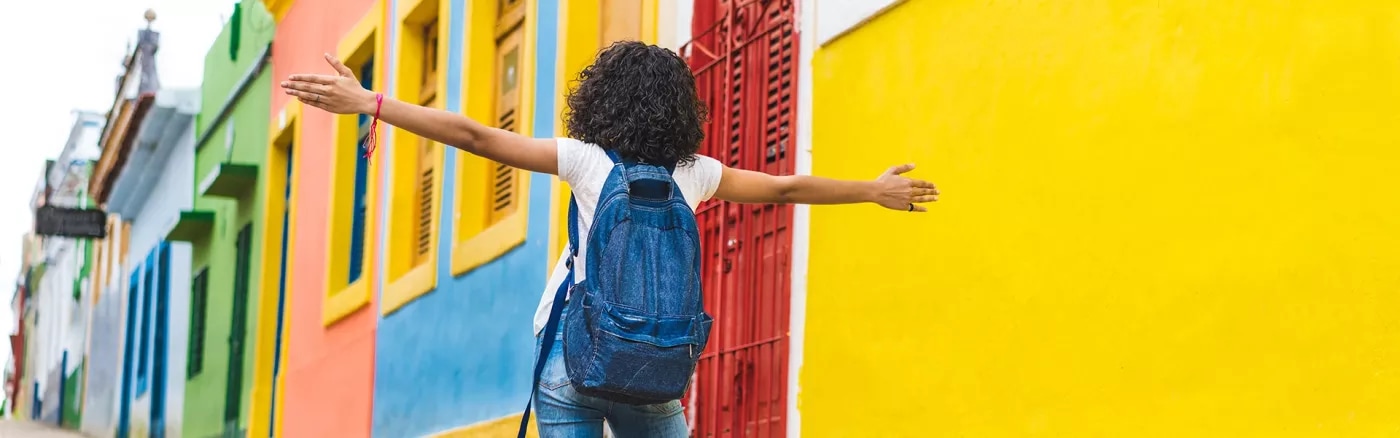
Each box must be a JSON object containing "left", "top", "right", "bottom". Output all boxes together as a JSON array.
[{"left": 565, "top": 292, "right": 711, "bottom": 405}]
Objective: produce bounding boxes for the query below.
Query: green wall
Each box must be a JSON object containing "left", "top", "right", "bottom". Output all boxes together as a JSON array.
[
  {"left": 62, "top": 361, "right": 83, "bottom": 429},
  {"left": 184, "top": 1, "right": 276, "bottom": 437}
]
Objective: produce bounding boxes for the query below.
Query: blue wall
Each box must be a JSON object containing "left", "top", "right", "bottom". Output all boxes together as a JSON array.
[{"left": 371, "top": 0, "right": 559, "bottom": 436}]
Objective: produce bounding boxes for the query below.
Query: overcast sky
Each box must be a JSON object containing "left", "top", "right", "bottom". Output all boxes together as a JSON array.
[{"left": 0, "top": 0, "right": 234, "bottom": 403}]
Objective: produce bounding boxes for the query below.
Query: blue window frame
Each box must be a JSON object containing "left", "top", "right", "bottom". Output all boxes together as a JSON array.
[
  {"left": 151, "top": 242, "right": 171, "bottom": 420},
  {"left": 136, "top": 250, "right": 156, "bottom": 395},
  {"left": 118, "top": 268, "right": 140, "bottom": 437},
  {"left": 348, "top": 59, "right": 374, "bottom": 284}
]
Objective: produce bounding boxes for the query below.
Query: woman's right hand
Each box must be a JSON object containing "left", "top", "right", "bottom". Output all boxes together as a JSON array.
[
  {"left": 280, "top": 53, "right": 378, "bottom": 115},
  {"left": 872, "top": 164, "right": 939, "bottom": 212}
]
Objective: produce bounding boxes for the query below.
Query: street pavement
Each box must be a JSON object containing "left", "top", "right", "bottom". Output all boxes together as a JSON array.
[{"left": 0, "top": 420, "right": 88, "bottom": 437}]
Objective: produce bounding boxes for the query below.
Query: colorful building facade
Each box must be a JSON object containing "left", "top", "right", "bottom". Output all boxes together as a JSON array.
[
  {"left": 251, "top": 1, "right": 793, "bottom": 436},
  {"left": 369, "top": 0, "right": 705, "bottom": 436},
  {"left": 77, "top": 16, "right": 202, "bottom": 438},
  {"left": 182, "top": 2, "right": 278, "bottom": 437},
  {"left": 261, "top": 0, "right": 383, "bottom": 436},
  {"left": 12, "top": 0, "right": 1400, "bottom": 437},
  {"left": 81, "top": 212, "right": 129, "bottom": 438},
  {"left": 9, "top": 231, "right": 46, "bottom": 421},
  {"left": 5, "top": 236, "right": 31, "bottom": 416},
  {"left": 369, "top": 0, "right": 556, "bottom": 434},
  {"left": 26, "top": 112, "right": 106, "bottom": 429},
  {"left": 265, "top": 0, "right": 812, "bottom": 436},
  {"left": 5, "top": 114, "right": 99, "bottom": 423},
  {"left": 101, "top": 85, "right": 201, "bottom": 438}
]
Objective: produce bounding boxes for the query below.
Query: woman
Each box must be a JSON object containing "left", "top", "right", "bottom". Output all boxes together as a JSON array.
[{"left": 282, "top": 41, "right": 937, "bottom": 437}]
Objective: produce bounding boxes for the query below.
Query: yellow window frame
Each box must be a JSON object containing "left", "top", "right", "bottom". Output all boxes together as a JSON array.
[
  {"left": 324, "top": 2, "right": 385, "bottom": 326},
  {"left": 547, "top": 0, "right": 660, "bottom": 273},
  {"left": 382, "top": 0, "right": 450, "bottom": 314},
  {"left": 248, "top": 100, "right": 301, "bottom": 438},
  {"left": 450, "top": 0, "right": 535, "bottom": 277}
]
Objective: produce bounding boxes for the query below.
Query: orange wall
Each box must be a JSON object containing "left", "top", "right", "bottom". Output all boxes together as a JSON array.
[{"left": 270, "top": 0, "right": 379, "bottom": 436}]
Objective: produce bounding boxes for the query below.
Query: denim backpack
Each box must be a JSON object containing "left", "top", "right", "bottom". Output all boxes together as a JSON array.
[{"left": 518, "top": 150, "right": 712, "bottom": 437}]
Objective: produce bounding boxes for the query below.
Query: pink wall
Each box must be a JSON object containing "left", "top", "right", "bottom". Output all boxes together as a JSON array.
[{"left": 271, "top": 0, "right": 379, "bottom": 436}]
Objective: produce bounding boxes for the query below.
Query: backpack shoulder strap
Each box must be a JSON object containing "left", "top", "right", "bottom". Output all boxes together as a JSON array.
[
  {"left": 519, "top": 195, "right": 579, "bottom": 438},
  {"left": 568, "top": 195, "right": 580, "bottom": 259}
]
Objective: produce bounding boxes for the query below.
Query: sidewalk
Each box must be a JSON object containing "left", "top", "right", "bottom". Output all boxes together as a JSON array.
[{"left": 0, "top": 420, "right": 87, "bottom": 437}]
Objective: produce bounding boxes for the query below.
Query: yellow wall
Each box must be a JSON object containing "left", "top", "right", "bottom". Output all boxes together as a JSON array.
[
  {"left": 803, "top": 1, "right": 1400, "bottom": 436},
  {"left": 429, "top": 414, "right": 538, "bottom": 438}
]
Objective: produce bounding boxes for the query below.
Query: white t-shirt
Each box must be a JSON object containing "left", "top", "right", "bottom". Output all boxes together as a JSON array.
[{"left": 533, "top": 138, "right": 724, "bottom": 335}]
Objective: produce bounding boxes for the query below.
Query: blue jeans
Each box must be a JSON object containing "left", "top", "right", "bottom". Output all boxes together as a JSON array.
[{"left": 535, "top": 306, "right": 688, "bottom": 438}]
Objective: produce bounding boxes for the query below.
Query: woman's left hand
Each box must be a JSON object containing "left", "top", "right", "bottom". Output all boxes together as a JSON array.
[
  {"left": 872, "top": 163, "right": 939, "bottom": 212},
  {"left": 280, "top": 53, "right": 377, "bottom": 115}
]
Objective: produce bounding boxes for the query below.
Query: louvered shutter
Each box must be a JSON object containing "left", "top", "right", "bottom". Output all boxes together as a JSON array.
[{"left": 488, "top": 12, "right": 524, "bottom": 226}]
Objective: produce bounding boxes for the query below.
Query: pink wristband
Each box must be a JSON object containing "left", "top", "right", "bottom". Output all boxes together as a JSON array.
[{"left": 361, "top": 93, "right": 384, "bottom": 158}]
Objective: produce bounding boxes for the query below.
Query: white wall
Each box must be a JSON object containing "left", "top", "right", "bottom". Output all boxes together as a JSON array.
[
  {"left": 123, "top": 116, "right": 194, "bottom": 438},
  {"left": 127, "top": 128, "right": 195, "bottom": 262},
  {"left": 81, "top": 270, "right": 124, "bottom": 437},
  {"left": 814, "top": 0, "right": 906, "bottom": 46},
  {"left": 658, "top": 0, "right": 694, "bottom": 51},
  {"left": 81, "top": 214, "right": 128, "bottom": 437},
  {"left": 23, "top": 111, "right": 106, "bottom": 424},
  {"left": 28, "top": 234, "right": 87, "bottom": 424}
]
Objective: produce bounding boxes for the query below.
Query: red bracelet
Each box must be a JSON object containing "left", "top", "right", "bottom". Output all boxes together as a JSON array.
[{"left": 361, "top": 93, "right": 384, "bottom": 158}]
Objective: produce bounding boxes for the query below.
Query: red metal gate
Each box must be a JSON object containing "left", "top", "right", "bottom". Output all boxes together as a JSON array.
[{"left": 682, "top": 1, "right": 797, "bottom": 436}]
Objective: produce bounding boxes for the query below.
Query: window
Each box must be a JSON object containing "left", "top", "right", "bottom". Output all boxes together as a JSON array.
[
  {"left": 488, "top": 4, "right": 524, "bottom": 226},
  {"left": 383, "top": 0, "right": 445, "bottom": 314},
  {"left": 415, "top": 19, "right": 440, "bottom": 265},
  {"left": 226, "top": 224, "right": 253, "bottom": 426},
  {"left": 499, "top": 0, "right": 524, "bottom": 31},
  {"left": 600, "top": 0, "right": 643, "bottom": 46},
  {"left": 550, "top": 0, "right": 653, "bottom": 266},
  {"left": 349, "top": 62, "right": 374, "bottom": 285},
  {"left": 136, "top": 251, "right": 155, "bottom": 395},
  {"left": 487, "top": 27, "right": 520, "bottom": 223},
  {"left": 450, "top": 0, "right": 530, "bottom": 276},
  {"left": 120, "top": 269, "right": 140, "bottom": 411},
  {"left": 249, "top": 101, "right": 300, "bottom": 438},
  {"left": 188, "top": 269, "right": 209, "bottom": 378},
  {"left": 323, "top": 4, "right": 382, "bottom": 325},
  {"left": 152, "top": 242, "right": 171, "bottom": 415}
]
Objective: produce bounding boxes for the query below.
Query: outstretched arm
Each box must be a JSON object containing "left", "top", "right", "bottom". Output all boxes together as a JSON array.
[
  {"left": 281, "top": 53, "right": 559, "bottom": 175},
  {"left": 714, "top": 164, "right": 939, "bottom": 212}
]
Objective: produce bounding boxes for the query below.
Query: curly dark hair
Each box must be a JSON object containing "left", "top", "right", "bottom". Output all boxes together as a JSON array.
[{"left": 564, "top": 41, "right": 708, "bottom": 166}]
